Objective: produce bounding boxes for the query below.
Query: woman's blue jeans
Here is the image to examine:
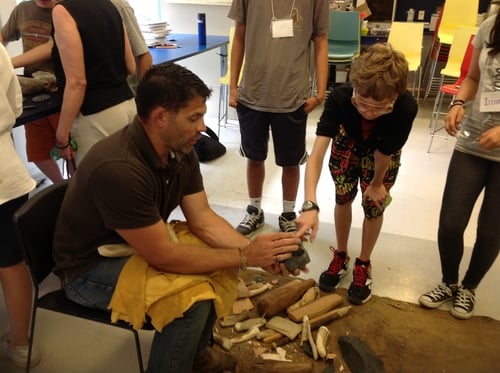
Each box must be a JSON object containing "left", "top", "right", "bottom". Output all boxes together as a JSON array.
[{"left": 64, "top": 257, "right": 216, "bottom": 373}]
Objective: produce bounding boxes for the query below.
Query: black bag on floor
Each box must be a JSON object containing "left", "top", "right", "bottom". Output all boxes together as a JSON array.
[{"left": 194, "top": 126, "right": 226, "bottom": 162}]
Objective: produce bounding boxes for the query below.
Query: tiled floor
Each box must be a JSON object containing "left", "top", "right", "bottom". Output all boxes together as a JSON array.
[{"left": 1, "top": 99, "right": 498, "bottom": 372}]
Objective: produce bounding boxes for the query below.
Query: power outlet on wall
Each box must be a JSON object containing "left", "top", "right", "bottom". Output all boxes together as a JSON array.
[{"left": 418, "top": 10, "right": 425, "bottom": 21}]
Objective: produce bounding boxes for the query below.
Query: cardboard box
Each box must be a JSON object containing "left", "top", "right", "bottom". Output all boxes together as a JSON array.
[{"left": 355, "top": 2, "right": 372, "bottom": 19}]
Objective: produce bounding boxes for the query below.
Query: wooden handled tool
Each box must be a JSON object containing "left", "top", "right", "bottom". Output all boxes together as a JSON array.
[
  {"left": 286, "top": 293, "right": 343, "bottom": 322},
  {"left": 251, "top": 361, "right": 314, "bottom": 373},
  {"left": 309, "top": 305, "right": 352, "bottom": 329},
  {"left": 262, "top": 332, "right": 285, "bottom": 344},
  {"left": 255, "top": 278, "right": 316, "bottom": 317},
  {"left": 262, "top": 306, "right": 352, "bottom": 346}
]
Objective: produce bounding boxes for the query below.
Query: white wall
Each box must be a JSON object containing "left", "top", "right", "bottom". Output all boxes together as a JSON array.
[
  {"left": 162, "top": 1, "right": 233, "bottom": 35},
  {"left": 161, "top": 1, "right": 235, "bottom": 124},
  {"left": 0, "top": 0, "right": 16, "bottom": 25},
  {"left": 1, "top": 0, "right": 22, "bottom": 57}
]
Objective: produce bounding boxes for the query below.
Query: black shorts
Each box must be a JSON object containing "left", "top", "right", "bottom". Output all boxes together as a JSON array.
[
  {"left": 0, "top": 194, "right": 29, "bottom": 267},
  {"left": 236, "top": 103, "right": 308, "bottom": 166}
]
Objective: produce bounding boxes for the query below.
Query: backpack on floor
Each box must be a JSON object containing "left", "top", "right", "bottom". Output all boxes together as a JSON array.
[{"left": 194, "top": 126, "right": 226, "bottom": 162}]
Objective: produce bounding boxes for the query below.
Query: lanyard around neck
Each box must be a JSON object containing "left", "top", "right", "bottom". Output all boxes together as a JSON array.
[{"left": 271, "top": 0, "right": 296, "bottom": 20}]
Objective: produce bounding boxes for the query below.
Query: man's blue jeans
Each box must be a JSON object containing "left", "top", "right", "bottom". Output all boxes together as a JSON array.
[{"left": 64, "top": 257, "right": 217, "bottom": 373}]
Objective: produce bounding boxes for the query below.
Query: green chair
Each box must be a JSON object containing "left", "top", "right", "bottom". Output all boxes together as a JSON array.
[{"left": 327, "top": 11, "right": 361, "bottom": 85}]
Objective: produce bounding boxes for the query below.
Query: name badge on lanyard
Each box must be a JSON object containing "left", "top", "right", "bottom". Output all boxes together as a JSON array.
[
  {"left": 480, "top": 91, "right": 500, "bottom": 112},
  {"left": 271, "top": 18, "right": 294, "bottom": 38}
]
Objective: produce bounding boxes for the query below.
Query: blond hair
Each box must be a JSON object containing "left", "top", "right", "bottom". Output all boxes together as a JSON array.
[{"left": 350, "top": 43, "right": 409, "bottom": 100}]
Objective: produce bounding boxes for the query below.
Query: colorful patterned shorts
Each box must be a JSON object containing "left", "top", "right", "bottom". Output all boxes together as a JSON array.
[{"left": 328, "top": 129, "right": 401, "bottom": 219}]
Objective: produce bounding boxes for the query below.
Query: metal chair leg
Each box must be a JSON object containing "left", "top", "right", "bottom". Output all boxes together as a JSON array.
[
  {"left": 428, "top": 81, "right": 447, "bottom": 152},
  {"left": 423, "top": 43, "right": 441, "bottom": 102},
  {"left": 25, "top": 305, "right": 38, "bottom": 373},
  {"left": 217, "top": 84, "right": 228, "bottom": 138},
  {"left": 132, "top": 329, "right": 145, "bottom": 373}
]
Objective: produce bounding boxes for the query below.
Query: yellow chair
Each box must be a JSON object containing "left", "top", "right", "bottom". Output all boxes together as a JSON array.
[
  {"left": 423, "top": 0, "right": 479, "bottom": 100},
  {"left": 387, "top": 22, "right": 424, "bottom": 101},
  {"left": 217, "top": 26, "right": 243, "bottom": 137},
  {"left": 438, "top": 26, "right": 478, "bottom": 83},
  {"left": 427, "top": 30, "right": 476, "bottom": 152}
]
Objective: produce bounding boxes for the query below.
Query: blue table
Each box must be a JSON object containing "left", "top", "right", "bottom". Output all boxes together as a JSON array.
[
  {"left": 150, "top": 33, "right": 229, "bottom": 67},
  {"left": 15, "top": 34, "right": 229, "bottom": 127},
  {"left": 15, "top": 91, "right": 61, "bottom": 127}
]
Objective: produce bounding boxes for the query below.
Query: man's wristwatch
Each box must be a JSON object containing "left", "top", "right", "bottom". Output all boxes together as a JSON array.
[{"left": 300, "top": 200, "right": 319, "bottom": 213}]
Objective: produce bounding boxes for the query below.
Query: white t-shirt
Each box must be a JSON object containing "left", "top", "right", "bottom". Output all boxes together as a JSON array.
[
  {"left": 456, "top": 15, "right": 500, "bottom": 161},
  {"left": 0, "top": 44, "right": 36, "bottom": 205}
]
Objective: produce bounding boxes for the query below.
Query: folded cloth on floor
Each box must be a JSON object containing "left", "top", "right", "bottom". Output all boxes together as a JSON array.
[{"left": 108, "top": 221, "right": 238, "bottom": 331}]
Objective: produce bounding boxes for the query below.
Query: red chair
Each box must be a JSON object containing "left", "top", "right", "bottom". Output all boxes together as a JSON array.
[
  {"left": 422, "top": 6, "right": 448, "bottom": 101},
  {"left": 422, "top": 0, "right": 479, "bottom": 101},
  {"left": 427, "top": 34, "right": 475, "bottom": 152}
]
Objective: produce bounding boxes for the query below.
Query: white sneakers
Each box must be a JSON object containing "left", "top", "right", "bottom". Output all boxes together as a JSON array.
[{"left": 0, "top": 333, "right": 41, "bottom": 368}]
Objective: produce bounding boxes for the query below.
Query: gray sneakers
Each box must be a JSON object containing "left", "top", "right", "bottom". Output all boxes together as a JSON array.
[
  {"left": 451, "top": 287, "right": 475, "bottom": 320},
  {"left": 420, "top": 283, "right": 476, "bottom": 320},
  {"left": 278, "top": 211, "right": 297, "bottom": 232},
  {"left": 419, "top": 282, "right": 456, "bottom": 309},
  {"left": 278, "top": 211, "right": 311, "bottom": 271},
  {"left": 236, "top": 205, "right": 264, "bottom": 235}
]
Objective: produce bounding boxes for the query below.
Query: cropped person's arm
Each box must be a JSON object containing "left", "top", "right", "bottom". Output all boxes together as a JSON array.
[
  {"left": 296, "top": 135, "right": 330, "bottom": 240},
  {"left": 113, "top": 1, "right": 151, "bottom": 79},
  {"left": 445, "top": 47, "right": 480, "bottom": 136},
  {"left": 117, "top": 219, "right": 245, "bottom": 274},
  {"left": 115, "top": 190, "right": 301, "bottom": 275},
  {"left": 136, "top": 51, "right": 152, "bottom": 81},
  {"left": 123, "top": 25, "right": 136, "bottom": 75},
  {"left": 303, "top": 32, "right": 328, "bottom": 113},
  {"left": 362, "top": 149, "right": 391, "bottom": 211},
  {"left": 181, "top": 191, "right": 301, "bottom": 274},
  {"left": 10, "top": 39, "right": 53, "bottom": 69},
  {"left": 229, "top": 22, "right": 245, "bottom": 108},
  {"left": 52, "top": 5, "right": 86, "bottom": 149}
]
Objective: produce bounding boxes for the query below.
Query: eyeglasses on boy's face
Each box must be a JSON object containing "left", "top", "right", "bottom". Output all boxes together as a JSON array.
[{"left": 351, "top": 88, "right": 396, "bottom": 116}]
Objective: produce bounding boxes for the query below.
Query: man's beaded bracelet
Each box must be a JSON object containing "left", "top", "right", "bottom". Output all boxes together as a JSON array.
[{"left": 238, "top": 246, "right": 248, "bottom": 270}]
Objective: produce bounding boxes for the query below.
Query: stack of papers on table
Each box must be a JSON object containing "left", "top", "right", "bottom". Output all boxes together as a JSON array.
[{"left": 140, "top": 21, "right": 171, "bottom": 47}]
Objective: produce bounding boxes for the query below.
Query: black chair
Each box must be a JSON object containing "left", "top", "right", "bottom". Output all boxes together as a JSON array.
[{"left": 13, "top": 181, "right": 153, "bottom": 373}]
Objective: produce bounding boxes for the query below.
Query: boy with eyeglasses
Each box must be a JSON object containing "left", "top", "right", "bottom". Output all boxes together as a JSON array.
[{"left": 296, "top": 43, "right": 418, "bottom": 305}]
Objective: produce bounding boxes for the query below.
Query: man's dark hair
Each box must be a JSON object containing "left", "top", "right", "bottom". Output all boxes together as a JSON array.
[{"left": 135, "top": 63, "right": 212, "bottom": 118}]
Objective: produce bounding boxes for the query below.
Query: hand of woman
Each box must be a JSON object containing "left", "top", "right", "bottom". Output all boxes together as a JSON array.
[
  {"left": 445, "top": 104, "right": 466, "bottom": 136},
  {"left": 477, "top": 126, "right": 500, "bottom": 149},
  {"left": 56, "top": 144, "right": 76, "bottom": 161}
]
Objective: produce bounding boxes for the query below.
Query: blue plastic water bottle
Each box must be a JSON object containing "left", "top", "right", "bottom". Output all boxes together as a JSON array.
[{"left": 198, "top": 13, "right": 206, "bottom": 45}]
